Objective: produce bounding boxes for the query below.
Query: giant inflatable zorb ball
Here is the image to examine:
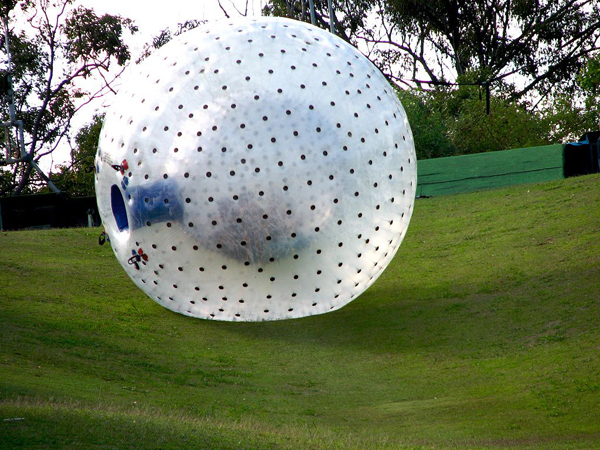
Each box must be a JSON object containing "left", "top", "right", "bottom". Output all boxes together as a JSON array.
[{"left": 95, "top": 17, "right": 417, "bottom": 321}]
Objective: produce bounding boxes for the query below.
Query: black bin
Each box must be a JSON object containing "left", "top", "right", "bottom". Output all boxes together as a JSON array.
[{"left": 564, "top": 131, "right": 600, "bottom": 178}]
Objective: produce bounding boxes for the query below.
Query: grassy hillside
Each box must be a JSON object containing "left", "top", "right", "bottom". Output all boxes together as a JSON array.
[{"left": 1, "top": 174, "right": 599, "bottom": 449}]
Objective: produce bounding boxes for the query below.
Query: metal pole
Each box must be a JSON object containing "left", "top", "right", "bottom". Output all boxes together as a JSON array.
[
  {"left": 1, "top": 120, "right": 28, "bottom": 163},
  {"left": 16, "top": 118, "right": 26, "bottom": 159},
  {"left": 328, "top": 0, "right": 334, "bottom": 34},
  {"left": 2, "top": 15, "right": 17, "bottom": 125},
  {"left": 1, "top": 14, "right": 21, "bottom": 164},
  {"left": 1, "top": 14, "right": 60, "bottom": 193},
  {"left": 30, "top": 159, "right": 61, "bottom": 193},
  {"left": 308, "top": 0, "right": 316, "bottom": 25}
]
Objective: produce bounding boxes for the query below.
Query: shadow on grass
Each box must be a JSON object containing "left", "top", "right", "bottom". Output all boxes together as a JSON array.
[{"left": 207, "top": 257, "right": 598, "bottom": 360}]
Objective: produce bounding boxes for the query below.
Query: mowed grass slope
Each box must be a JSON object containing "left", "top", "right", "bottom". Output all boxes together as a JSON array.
[{"left": 1, "top": 174, "right": 599, "bottom": 449}]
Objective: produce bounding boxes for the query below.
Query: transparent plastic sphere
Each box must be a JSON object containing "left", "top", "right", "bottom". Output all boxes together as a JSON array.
[{"left": 95, "top": 17, "right": 417, "bottom": 321}]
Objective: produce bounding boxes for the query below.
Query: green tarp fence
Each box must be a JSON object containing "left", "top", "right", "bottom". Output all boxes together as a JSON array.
[{"left": 417, "top": 143, "right": 565, "bottom": 197}]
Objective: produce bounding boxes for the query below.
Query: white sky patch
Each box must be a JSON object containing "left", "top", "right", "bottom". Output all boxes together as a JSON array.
[{"left": 88, "top": 0, "right": 267, "bottom": 56}]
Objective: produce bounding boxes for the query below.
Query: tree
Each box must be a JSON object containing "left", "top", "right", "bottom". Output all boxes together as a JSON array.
[
  {"left": 264, "top": 1, "right": 600, "bottom": 103},
  {"left": 0, "top": 0, "right": 136, "bottom": 196},
  {"left": 396, "top": 89, "right": 458, "bottom": 159},
  {"left": 578, "top": 55, "right": 600, "bottom": 94},
  {"left": 375, "top": 0, "right": 600, "bottom": 102},
  {"left": 441, "top": 88, "right": 550, "bottom": 154},
  {"left": 263, "top": 0, "right": 371, "bottom": 46},
  {"left": 398, "top": 86, "right": 550, "bottom": 158},
  {"left": 541, "top": 57, "right": 600, "bottom": 143},
  {"left": 51, "top": 113, "right": 102, "bottom": 196},
  {"left": 541, "top": 94, "right": 599, "bottom": 143}
]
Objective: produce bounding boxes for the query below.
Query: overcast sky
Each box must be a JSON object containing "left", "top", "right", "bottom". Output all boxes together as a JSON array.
[{"left": 90, "top": 0, "right": 266, "bottom": 54}]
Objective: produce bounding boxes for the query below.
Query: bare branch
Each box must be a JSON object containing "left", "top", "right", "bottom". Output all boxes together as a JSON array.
[{"left": 217, "top": 0, "right": 231, "bottom": 18}]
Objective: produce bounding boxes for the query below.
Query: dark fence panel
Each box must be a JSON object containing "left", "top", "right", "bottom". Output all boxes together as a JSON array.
[{"left": 0, "top": 194, "right": 100, "bottom": 231}]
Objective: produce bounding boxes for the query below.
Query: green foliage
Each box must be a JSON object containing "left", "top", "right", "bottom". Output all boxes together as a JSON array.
[
  {"left": 51, "top": 114, "right": 102, "bottom": 196},
  {"left": 539, "top": 57, "right": 600, "bottom": 143},
  {"left": 399, "top": 85, "right": 550, "bottom": 158},
  {"left": 63, "top": 6, "right": 137, "bottom": 66},
  {"left": 445, "top": 91, "right": 550, "bottom": 155},
  {"left": 1, "top": 174, "right": 599, "bottom": 448},
  {"left": 541, "top": 93, "right": 600, "bottom": 143},
  {"left": 578, "top": 56, "right": 600, "bottom": 94},
  {"left": 396, "top": 89, "right": 457, "bottom": 159}
]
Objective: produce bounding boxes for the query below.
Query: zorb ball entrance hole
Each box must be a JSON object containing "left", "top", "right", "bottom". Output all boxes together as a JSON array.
[{"left": 95, "top": 17, "right": 417, "bottom": 321}]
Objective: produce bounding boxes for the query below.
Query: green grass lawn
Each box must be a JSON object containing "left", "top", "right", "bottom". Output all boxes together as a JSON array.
[{"left": 1, "top": 174, "right": 599, "bottom": 449}]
